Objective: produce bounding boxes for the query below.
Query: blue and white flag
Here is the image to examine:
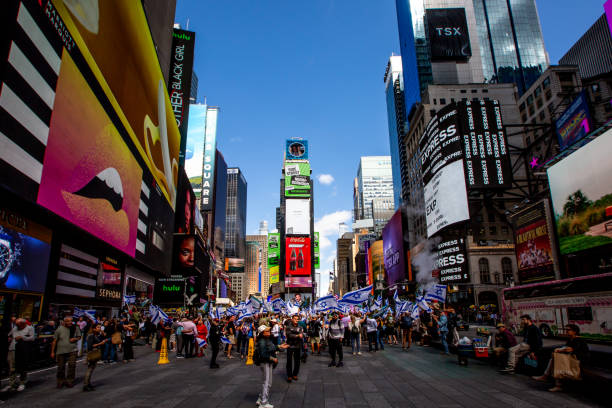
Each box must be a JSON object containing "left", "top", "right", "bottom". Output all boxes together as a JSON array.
[
  {"left": 74, "top": 307, "right": 97, "bottom": 323},
  {"left": 372, "top": 295, "right": 382, "bottom": 311},
  {"left": 314, "top": 294, "right": 340, "bottom": 313},
  {"left": 287, "top": 302, "right": 300, "bottom": 315},
  {"left": 272, "top": 298, "right": 286, "bottom": 313},
  {"left": 248, "top": 296, "right": 263, "bottom": 311},
  {"left": 124, "top": 294, "right": 136, "bottom": 304},
  {"left": 425, "top": 284, "right": 447, "bottom": 304},
  {"left": 411, "top": 303, "right": 420, "bottom": 319},
  {"left": 196, "top": 337, "right": 207, "bottom": 348},
  {"left": 416, "top": 296, "right": 432, "bottom": 313},
  {"left": 150, "top": 305, "right": 170, "bottom": 325},
  {"left": 237, "top": 311, "right": 254, "bottom": 323},
  {"left": 339, "top": 285, "right": 373, "bottom": 305},
  {"left": 220, "top": 336, "right": 232, "bottom": 344}
]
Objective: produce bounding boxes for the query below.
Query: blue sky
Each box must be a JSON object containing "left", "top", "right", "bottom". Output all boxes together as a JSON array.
[{"left": 174, "top": 0, "right": 607, "bottom": 295}]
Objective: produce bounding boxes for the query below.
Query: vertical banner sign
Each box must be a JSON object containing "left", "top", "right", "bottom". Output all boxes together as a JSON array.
[
  {"left": 314, "top": 232, "right": 320, "bottom": 269},
  {"left": 267, "top": 233, "right": 280, "bottom": 284},
  {"left": 285, "top": 163, "right": 311, "bottom": 197},
  {"left": 201, "top": 108, "right": 219, "bottom": 211},
  {"left": 459, "top": 100, "right": 512, "bottom": 189},
  {"left": 382, "top": 210, "right": 406, "bottom": 286},
  {"left": 435, "top": 236, "right": 469, "bottom": 283},
  {"left": 168, "top": 29, "right": 195, "bottom": 166},
  {"left": 555, "top": 92, "right": 592, "bottom": 151},
  {"left": 420, "top": 105, "right": 470, "bottom": 238}
]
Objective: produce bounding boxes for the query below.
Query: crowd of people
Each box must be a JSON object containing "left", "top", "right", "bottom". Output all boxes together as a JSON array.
[{"left": 0, "top": 304, "right": 591, "bottom": 406}]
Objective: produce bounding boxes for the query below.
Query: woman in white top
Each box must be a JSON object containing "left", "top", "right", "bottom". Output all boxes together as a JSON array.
[{"left": 348, "top": 315, "right": 362, "bottom": 355}]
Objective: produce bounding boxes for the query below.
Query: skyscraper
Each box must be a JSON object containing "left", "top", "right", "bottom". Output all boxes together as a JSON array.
[
  {"left": 384, "top": 55, "right": 408, "bottom": 210},
  {"left": 258, "top": 221, "right": 269, "bottom": 236},
  {"left": 354, "top": 157, "right": 394, "bottom": 234},
  {"left": 245, "top": 235, "right": 269, "bottom": 297},
  {"left": 224, "top": 168, "right": 248, "bottom": 259}
]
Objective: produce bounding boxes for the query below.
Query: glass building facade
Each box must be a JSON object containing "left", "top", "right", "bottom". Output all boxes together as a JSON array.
[
  {"left": 472, "top": 0, "right": 548, "bottom": 95},
  {"left": 355, "top": 157, "right": 394, "bottom": 221},
  {"left": 225, "top": 168, "right": 248, "bottom": 259},
  {"left": 385, "top": 56, "right": 407, "bottom": 210}
]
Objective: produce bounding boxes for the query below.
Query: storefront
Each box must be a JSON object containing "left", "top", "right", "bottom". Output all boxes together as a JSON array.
[{"left": 124, "top": 264, "right": 155, "bottom": 309}]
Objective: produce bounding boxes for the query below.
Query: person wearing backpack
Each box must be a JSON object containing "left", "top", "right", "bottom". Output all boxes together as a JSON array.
[
  {"left": 400, "top": 312, "right": 413, "bottom": 351},
  {"left": 349, "top": 314, "right": 362, "bottom": 355},
  {"left": 255, "top": 325, "right": 289, "bottom": 408}
]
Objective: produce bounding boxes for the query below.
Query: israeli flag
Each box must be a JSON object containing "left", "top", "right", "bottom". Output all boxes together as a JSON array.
[
  {"left": 314, "top": 294, "right": 339, "bottom": 313},
  {"left": 339, "top": 285, "right": 373, "bottom": 305},
  {"left": 393, "top": 289, "right": 400, "bottom": 303},
  {"left": 372, "top": 295, "right": 382, "bottom": 311},
  {"left": 124, "top": 294, "right": 136, "bottom": 304},
  {"left": 272, "top": 298, "right": 286, "bottom": 312},
  {"left": 264, "top": 302, "right": 274, "bottom": 313},
  {"left": 425, "top": 284, "right": 447, "bottom": 304},
  {"left": 204, "top": 319, "right": 211, "bottom": 332},
  {"left": 248, "top": 296, "right": 263, "bottom": 310},
  {"left": 287, "top": 302, "right": 300, "bottom": 315},
  {"left": 196, "top": 337, "right": 207, "bottom": 348},
  {"left": 220, "top": 336, "right": 232, "bottom": 344},
  {"left": 416, "top": 296, "right": 432, "bottom": 313},
  {"left": 411, "top": 303, "right": 420, "bottom": 319},
  {"left": 74, "top": 307, "right": 97, "bottom": 323}
]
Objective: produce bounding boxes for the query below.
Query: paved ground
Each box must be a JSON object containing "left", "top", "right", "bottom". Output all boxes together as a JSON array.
[{"left": 0, "top": 342, "right": 605, "bottom": 407}]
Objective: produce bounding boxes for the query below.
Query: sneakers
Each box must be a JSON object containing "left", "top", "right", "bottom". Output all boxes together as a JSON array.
[
  {"left": 292, "top": 376, "right": 298, "bottom": 381},
  {"left": 16, "top": 385, "right": 25, "bottom": 392},
  {"left": 260, "top": 404, "right": 274, "bottom": 408},
  {"left": 357, "top": 352, "right": 362, "bottom": 355},
  {"left": 328, "top": 362, "right": 336, "bottom": 367},
  {"left": 336, "top": 362, "right": 344, "bottom": 368},
  {"left": 176, "top": 354, "right": 185, "bottom": 359},
  {"left": 499, "top": 368, "right": 515, "bottom": 374}
]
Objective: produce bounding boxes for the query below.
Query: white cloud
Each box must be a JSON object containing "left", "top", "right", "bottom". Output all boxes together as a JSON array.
[
  {"left": 317, "top": 174, "right": 335, "bottom": 185},
  {"left": 314, "top": 210, "right": 351, "bottom": 296}
]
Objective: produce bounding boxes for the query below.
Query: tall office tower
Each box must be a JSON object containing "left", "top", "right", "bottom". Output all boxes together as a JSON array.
[
  {"left": 224, "top": 168, "right": 248, "bottom": 259},
  {"left": 190, "top": 71, "right": 199, "bottom": 104},
  {"left": 354, "top": 157, "right": 394, "bottom": 222},
  {"left": 245, "top": 236, "right": 269, "bottom": 296},
  {"left": 258, "top": 221, "right": 269, "bottom": 236},
  {"left": 472, "top": 0, "right": 548, "bottom": 95},
  {"left": 384, "top": 56, "right": 408, "bottom": 210}
]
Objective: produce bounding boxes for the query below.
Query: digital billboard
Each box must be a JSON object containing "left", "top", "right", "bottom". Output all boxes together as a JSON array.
[
  {"left": 168, "top": 29, "right": 196, "bottom": 165},
  {"left": 175, "top": 170, "right": 195, "bottom": 234},
  {"left": 426, "top": 8, "right": 471, "bottom": 61},
  {"left": 285, "top": 140, "right": 308, "bottom": 161},
  {"left": 201, "top": 107, "right": 219, "bottom": 211},
  {"left": 420, "top": 104, "right": 470, "bottom": 238},
  {"left": 285, "top": 236, "right": 311, "bottom": 276},
  {"left": 184, "top": 104, "right": 207, "bottom": 196},
  {"left": 459, "top": 100, "right": 512, "bottom": 189},
  {"left": 511, "top": 201, "right": 556, "bottom": 283},
  {"left": 0, "top": 211, "right": 51, "bottom": 293},
  {"left": 314, "top": 232, "right": 320, "bottom": 269},
  {"left": 435, "top": 236, "right": 469, "bottom": 284},
  {"left": 285, "top": 199, "right": 310, "bottom": 235},
  {"left": 382, "top": 210, "right": 406, "bottom": 286},
  {"left": 268, "top": 233, "right": 280, "bottom": 284},
  {"left": 155, "top": 275, "right": 185, "bottom": 304},
  {"left": 285, "top": 163, "right": 311, "bottom": 198},
  {"left": 548, "top": 129, "right": 612, "bottom": 255},
  {"left": 96, "top": 256, "right": 122, "bottom": 301},
  {"left": 555, "top": 92, "right": 592, "bottom": 151},
  {"left": 0, "top": 0, "right": 175, "bottom": 274},
  {"left": 371, "top": 240, "right": 384, "bottom": 288},
  {"left": 225, "top": 258, "right": 245, "bottom": 273}
]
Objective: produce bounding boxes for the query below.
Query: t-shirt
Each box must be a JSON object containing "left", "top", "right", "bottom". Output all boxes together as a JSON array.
[
  {"left": 181, "top": 320, "right": 197, "bottom": 335},
  {"left": 366, "top": 318, "right": 377, "bottom": 333},
  {"left": 225, "top": 321, "right": 235, "bottom": 336},
  {"left": 54, "top": 325, "right": 81, "bottom": 354},
  {"left": 9, "top": 325, "right": 35, "bottom": 351}
]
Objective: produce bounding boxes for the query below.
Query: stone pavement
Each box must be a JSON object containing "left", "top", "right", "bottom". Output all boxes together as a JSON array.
[{"left": 0, "top": 342, "right": 605, "bottom": 407}]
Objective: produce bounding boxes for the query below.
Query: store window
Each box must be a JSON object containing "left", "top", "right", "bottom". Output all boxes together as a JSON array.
[
  {"left": 502, "top": 258, "right": 513, "bottom": 283},
  {"left": 479, "top": 258, "right": 490, "bottom": 284}
]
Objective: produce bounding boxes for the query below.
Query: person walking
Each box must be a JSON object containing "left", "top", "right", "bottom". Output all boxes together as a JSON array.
[
  {"left": 208, "top": 318, "right": 221, "bottom": 368},
  {"left": 376, "top": 318, "right": 385, "bottom": 350},
  {"left": 51, "top": 316, "right": 82, "bottom": 388},
  {"left": 3, "top": 318, "right": 34, "bottom": 392},
  {"left": 122, "top": 320, "right": 136, "bottom": 362},
  {"left": 255, "top": 325, "right": 289, "bottom": 408},
  {"left": 365, "top": 314, "right": 378, "bottom": 352},
  {"left": 500, "top": 314, "right": 542, "bottom": 374},
  {"left": 83, "top": 324, "right": 107, "bottom": 391},
  {"left": 438, "top": 311, "right": 450, "bottom": 355},
  {"left": 349, "top": 315, "right": 361, "bottom": 356},
  {"left": 327, "top": 312, "right": 344, "bottom": 367},
  {"left": 399, "top": 312, "right": 413, "bottom": 351},
  {"left": 284, "top": 314, "right": 303, "bottom": 383}
]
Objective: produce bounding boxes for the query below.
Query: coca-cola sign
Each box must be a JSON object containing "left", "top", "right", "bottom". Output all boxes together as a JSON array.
[{"left": 285, "top": 236, "right": 311, "bottom": 277}]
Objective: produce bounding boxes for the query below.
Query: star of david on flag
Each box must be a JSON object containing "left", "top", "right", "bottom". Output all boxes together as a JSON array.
[
  {"left": 425, "top": 284, "right": 447, "bottom": 303},
  {"left": 339, "top": 285, "right": 373, "bottom": 305}
]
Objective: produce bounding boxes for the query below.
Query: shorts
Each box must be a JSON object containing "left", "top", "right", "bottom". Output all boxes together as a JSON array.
[
  {"left": 227, "top": 335, "right": 235, "bottom": 345},
  {"left": 309, "top": 337, "right": 320, "bottom": 345}
]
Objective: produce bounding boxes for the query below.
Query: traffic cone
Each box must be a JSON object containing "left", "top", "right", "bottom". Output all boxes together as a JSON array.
[
  {"left": 158, "top": 337, "right": 170, "bottom": 365},
  {"left": 246, "top": 338, "right": 254, "bottom": 365}
]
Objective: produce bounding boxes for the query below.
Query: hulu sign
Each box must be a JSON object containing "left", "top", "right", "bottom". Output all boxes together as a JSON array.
[{"left": 155, "top": 276, "right": 186, "bottom": 304}]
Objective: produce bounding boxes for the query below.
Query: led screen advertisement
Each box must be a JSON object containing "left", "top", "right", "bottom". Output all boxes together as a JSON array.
[
  {"left": 382, "top": 210, "right": 407, "bottom": 286},
  {"left": 426, "top": 8, "right": 471, "bottom": 61},
  {"left": 370, "top": 240, "right": 384, "bottom": 289},
  {"left": 201, "top": 107, "right": 219, "bottom": 211},
  {"left": 96, "top": 256, "right": 122, "bottom": 301},
  {"left": 548, "top": 128, "right": 612, "bottom": 255},
  {"left": 434, "top": 235, "right": 469, "bottom": 284},
  {"left": 511, "top": 201, "right": 556, "bottom": 283},
  {"left": 0, "top": 0, "right": 175, "bottom": 274},
  {"left": 184, "top": 104, "right": 207, "bottom": 195},
  {"left": 285, "top": 163, "right": 311, "bottom": 198},
  {"left": 420, "top": 104, "right": 470, "bottom": 238},
  {"left": 285, "top": 237, "right": 311, "bottom": 277},
  {"left": 285, "top": 199, "right": 311, "bottom": 235},
  {"left": 314, "top": 232, "right": 320, "bottom": 269},
  {"left": 0, "top": 209, "right": 51, "bottom": 293},
  {"left": 458, "top": 100, "right": 512, "bottom": 189},
  {"left": 268, "top": 233, "right": 280, "bottom": 284},
  {"left": 175, "top": 170, "right": 195, "bottom": 234},
  {"left": 168, "top": 28, "right": 196, "bottom": 165},
  {"left": 172, "top": 234, "right": 206, "bottom": 277},
  {"left": 555, "top": 92, "right": 592, "bottom": 151},
  {"left": 285, "top": 140, "right": 308, "bottom": 161}
]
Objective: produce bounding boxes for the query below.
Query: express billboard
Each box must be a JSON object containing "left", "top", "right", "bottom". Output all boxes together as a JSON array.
[
  {"left": 512, "top": 201, "right": 556, "bottom": 283},
  {"left": 435, "top": 235, "right": 469, "bottom": 284},
  {"left": 420, "top": 104, "right": 470, "bottom": 238},
  {"left": 426, "top": 8, "right": 471, "bottom": 61},
  {"left": 285, "top": 163, "right": 311, "bottom": 198},
  {"left": 0, "top": 0, "right": 176, "bottom": 273},
  {"left": 285, "top": 140, "right": 308, "bottom": 161},
  {"left": 382, "top": 210, "right": 406, "bottom": 286},
  {"left": 285, "top": 236, "right": 311, "bottom": 277},
  {"left": 285, "top": 199, "right": 310, "bottom": 235},
  {"left": 168, "top": 29, "right": 195, "bottom": 165},
  {"left": 555, "top": 92, "right": 592, "bottom": 151},
  {"left": 547, "top": 128, "right": 612, "bottom": 255}
]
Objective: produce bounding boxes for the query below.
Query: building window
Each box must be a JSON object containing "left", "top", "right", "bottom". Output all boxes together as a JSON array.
[
  {"left": 471, "top": 89, "right": 478, "bottom": 93},
  {"left": 545, "top": 90, "right": 552, "bottom": 100},
  {"left": 451, "top": 98, "right": 455, "bottom": 103},
  {"left": 440, "top": 98, "right": 446, "bottom": 105},
  {"left": 539, "top": 111, "right": 546, "bottom": 121},
  {"left": 534, "top": 86, "right": 541, "bottom": 98},
  {"left": 519, "top": 102, "right": 526, "bottom": 112},
  {"left": 430, "top": 109, "right": 436, "bottom": 116},
  {"left": 502, "top": 258, "right": 513, "bottom": 283},
  {"left": 479, "top": 258, "right": 491, "bottom": 284},
  {"left": 488, "top": 213, "right": 496, "bottom": 222},
  {"left": 433, "top": 98, "right": 437, "bottom": 105},
  {"left": 501, "top": 226, "right": 509, "bottom": 235},
  {"left": 489, "top": 226, "right": 497, "bottom": 235},
  {"left": 527, "top": 95, "right": 534, "bottom": 105},
  {"left": 542, "top": 77, "right": 550, "bottom": 89},
  {"left": 482, "top": 89, "right": 488, "bottom": 93},
  {"left": 536, "top": 98, "right": 543, "bottom": 109},
  {"left": 460, "top": 89, "right": 467, "bottom": 94}
]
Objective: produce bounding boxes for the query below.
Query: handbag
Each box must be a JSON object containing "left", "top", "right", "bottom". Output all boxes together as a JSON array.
[
  {"left": 553, "top": 352, "right": 581, "bottom": 380},
  {"left": 524, "top": 355, "right": 538, "bottom": 368},
  {"left": 111, "top": 331, "right": 122, "bottom": 345},
  {"left": 87, "top": 349, "right": 102, "bottom": 363}
]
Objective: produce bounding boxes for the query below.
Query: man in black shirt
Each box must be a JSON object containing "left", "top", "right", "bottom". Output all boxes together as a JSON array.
[
  {"left": 285, "top": 314, "right": 303, "bottom": 383},
  {"left": 307, "top": 316, "right": 321, "bottom": 354},
  {"left": 225, "top": 317, "right": 236, "bottom": 358},
  {"left": 208, "top": 318, "right": 221, "bottom": 369},
  {"left": 501, "top": 314, "right": 542, "bottom": 374}
]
